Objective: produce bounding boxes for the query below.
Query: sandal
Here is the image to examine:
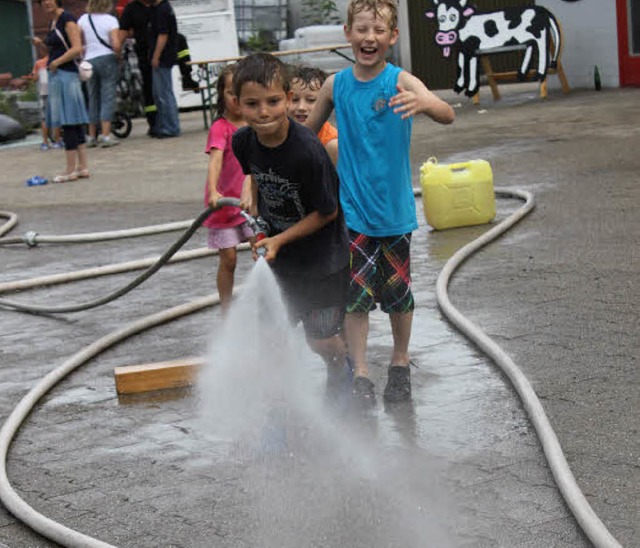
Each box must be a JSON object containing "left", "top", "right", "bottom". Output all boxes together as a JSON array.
[
  {"left": 75, "top": 168, "right": 90, "bottom": 179},
  {"left": 352, "top": 376, "right": 375, "bottom": 404},
  {"left": 53, "top": 172, "right": 78, "bottom": 183}
]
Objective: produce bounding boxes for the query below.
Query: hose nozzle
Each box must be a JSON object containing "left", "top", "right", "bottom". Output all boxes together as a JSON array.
[{"left": 239, "top": 211, "right": 269, "bottom": 257}]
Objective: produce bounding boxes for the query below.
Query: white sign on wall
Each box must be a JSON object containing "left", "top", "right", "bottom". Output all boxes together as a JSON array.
[{"left": 171, "top": 0, "right": 239, "bottom": 108}]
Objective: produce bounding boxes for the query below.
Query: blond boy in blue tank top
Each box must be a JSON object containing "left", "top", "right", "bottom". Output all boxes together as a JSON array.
[{"left": 306, "top": 0, "right": 455, "bottom": 404}]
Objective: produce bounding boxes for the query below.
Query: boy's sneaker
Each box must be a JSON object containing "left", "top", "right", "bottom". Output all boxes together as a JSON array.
[
  {"left": 40, "top": 143, "right": 49, "bottom": 151},
  {"left": 51, "top": 140, "right": 64, "bottom": 149},
  {"left": 383, "top": 365, "right": 412, "bottom": 402},
  {"left": 86, "top": 136, "right": 97, "bottom": 148},
  {"left": 100, "top": 134, "right": 119, "bottom": 148}
]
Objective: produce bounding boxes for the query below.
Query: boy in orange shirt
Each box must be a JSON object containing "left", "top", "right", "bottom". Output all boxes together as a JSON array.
[{"left": 287, "top": 66, "right": 338, "bottom": 165}]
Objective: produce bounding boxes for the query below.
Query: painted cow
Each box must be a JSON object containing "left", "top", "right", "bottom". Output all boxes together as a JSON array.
[{"left": 426, "top": 0, "right": 562, "bottom": 97}]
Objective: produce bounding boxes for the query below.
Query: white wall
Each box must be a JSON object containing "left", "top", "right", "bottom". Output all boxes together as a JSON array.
[{"left": 536, "top": 0, "right": 620, "bottom": 89}]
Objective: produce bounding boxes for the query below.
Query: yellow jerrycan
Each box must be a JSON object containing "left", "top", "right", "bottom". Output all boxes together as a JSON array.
[{"left": 419, "top": 157, "right": 496, "bottom": 230}]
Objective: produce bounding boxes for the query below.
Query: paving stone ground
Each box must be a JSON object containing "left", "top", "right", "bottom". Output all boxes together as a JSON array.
[{"left": 0, "top": 83, "right": 637, "bottom": 547}]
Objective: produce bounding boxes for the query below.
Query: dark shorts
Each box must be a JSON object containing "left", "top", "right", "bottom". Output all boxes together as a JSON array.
[
  {"left": 275, "top": 265, "right": 348, "bottom": 340},
  {"left": 347, "top": 230, "right": 414, "bottom": 314}
]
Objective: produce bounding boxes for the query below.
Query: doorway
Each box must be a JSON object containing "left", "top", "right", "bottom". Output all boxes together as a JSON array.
[{"left": 617, "top": 0, "right": 640, "bottom": 86}]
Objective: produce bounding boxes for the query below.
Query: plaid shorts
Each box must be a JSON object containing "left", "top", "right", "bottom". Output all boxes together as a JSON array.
[{"left": 347, "top": 230, "right": 414, "bottom": 314}]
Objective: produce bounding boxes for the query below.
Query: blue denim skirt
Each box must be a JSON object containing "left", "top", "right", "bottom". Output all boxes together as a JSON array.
[{"left": 46, "top": 68, "right": 89, "bottom": 128}]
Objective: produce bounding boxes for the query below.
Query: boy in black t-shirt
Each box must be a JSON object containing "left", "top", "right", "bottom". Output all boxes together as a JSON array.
[{"left": 231, "top": 53, "right": 352, "bottom": 395}]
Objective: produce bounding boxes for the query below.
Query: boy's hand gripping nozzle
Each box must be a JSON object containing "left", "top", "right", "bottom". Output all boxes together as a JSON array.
[{"left": 239, "top": 211, "right": 269, "bottom": 257}]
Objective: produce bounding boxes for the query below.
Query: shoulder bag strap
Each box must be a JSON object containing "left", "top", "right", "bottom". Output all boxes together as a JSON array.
[
  {"left": 54, "top": 22, "right": 82, "bottom": 68},
  {"left": 89, "top": 15, "right": 113, "bottom": 50},
  {"left": 54, "top": 26, "right": 70, "bottom": 52}
]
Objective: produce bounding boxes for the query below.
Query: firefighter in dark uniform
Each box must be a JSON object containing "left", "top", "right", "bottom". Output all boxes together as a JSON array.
[{"left": 119, "top": 0, "right": 157, "bottom": 135}]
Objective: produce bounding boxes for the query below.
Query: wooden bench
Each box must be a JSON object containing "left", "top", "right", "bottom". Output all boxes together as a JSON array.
[
  {"left": 472, "top": 33, "right": 570, "bottom": 104},
  {"left": 188, "top": 44, "right": 354, "bottom": 129}
]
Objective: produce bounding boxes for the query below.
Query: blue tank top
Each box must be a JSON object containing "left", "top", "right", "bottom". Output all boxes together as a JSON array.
[{"left": 334, "top": 63, "right": 417, "bottom": 237}]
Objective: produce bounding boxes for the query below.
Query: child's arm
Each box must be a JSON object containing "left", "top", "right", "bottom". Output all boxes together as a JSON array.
[
  {"left": 239, "top": 175, "right": 256, "bottom": 216},
  {"left": 31, "top": 37, "right": 48, "bottom": 54},
  {"left": 390, "top": 71, "right": 455, "bottom": 124},
  {"left": 255, "top": 208, "right": 338, "bottom": 263},
  {"left": 305, "top": 75, "right": 335, "bottom": 134},
  {"left": 206, "top": 148, "right": 224, "bottom": 208},
  {"left": 324, "top": 139, "right": 338, "bottom": 167}
]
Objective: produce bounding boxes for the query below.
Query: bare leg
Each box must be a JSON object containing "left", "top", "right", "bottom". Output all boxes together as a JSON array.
[
  {"left": 307, "top": 334, "right": 347, "bottom": 368},
  {"left": 308, "top": 334, "right": 351, "bottom": 401},
  {"left": 345, "top": 311, "right": 370, "bottom": 378},
  {"left": 54, "top": 127, "right": 62, "bottom": 143},
  {"left": 389, "top": 311, "right": 412, "bottom": 366},
  {"left": 76, "top": 144, "right": 88, "bottom": 172},
  {"left": 88, "top": 123, "right": 97, "bottom": 140},
  {"left": 64, "top": 149, "right": 76, "bottom": 174},
  {"left": 101, "top": 120, "right": 112, "bottom": 136},
  {"left": 40, "top": 121, "right": 50, "bottom": 145},
  {"left": 217, "top": 247, "right": 237, "bottom": 315}
]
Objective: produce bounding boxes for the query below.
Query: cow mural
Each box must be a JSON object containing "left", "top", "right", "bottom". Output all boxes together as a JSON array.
[{"left": 425, "top": 0, "right": 562, "bottom": 97}]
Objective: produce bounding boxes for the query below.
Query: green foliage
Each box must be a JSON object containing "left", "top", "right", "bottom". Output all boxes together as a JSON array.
[
  {"left": 244, "top": 29, "right": 278, "bottom": 53},
  {"left": 20, "top": 80, "right": 38, "bottom": 102},
  {"left": 0, "top": 85, "right": 40, "bottom": 130},
  {"left": 302, "top": 0, "right": 342, "bottom": 25}
]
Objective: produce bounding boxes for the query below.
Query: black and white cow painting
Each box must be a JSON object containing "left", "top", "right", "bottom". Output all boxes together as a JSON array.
[{"left": 426, "top": 0, "right": 562, "bottom": 97}]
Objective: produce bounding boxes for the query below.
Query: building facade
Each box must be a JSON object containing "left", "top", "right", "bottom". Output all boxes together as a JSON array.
[{"left": 402, "top": 0, "right": 640, "bottom": 91}]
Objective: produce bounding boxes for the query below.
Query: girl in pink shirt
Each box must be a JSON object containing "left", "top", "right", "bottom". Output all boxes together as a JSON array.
[{"left": 204, "top": 64, "right": 252, "bottom": 313}]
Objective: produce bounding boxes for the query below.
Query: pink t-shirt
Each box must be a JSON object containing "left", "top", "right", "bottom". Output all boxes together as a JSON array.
[{"left": 203, "top": 117, "right": 245, "bottom": 229}]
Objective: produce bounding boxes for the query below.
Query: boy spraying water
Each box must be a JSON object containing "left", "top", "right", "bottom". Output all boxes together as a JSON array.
[
  {"left": 306, "top": 0, "right": 455, "bottom": 403},
  {"left": 231, "top": 53, "right": 352, "bottom": 395}
]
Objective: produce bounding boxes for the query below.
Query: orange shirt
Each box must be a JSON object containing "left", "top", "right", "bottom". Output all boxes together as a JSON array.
[{"left": 317, "top": 121, "right": 338, "bottom": 146}]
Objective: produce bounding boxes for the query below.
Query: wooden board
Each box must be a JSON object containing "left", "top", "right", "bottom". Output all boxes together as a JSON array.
[{"left": 114, "top": 357, "right": 204, "bottom": 395}]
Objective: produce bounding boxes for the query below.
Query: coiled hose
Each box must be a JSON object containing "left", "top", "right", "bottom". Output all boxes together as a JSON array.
[
  {"left": 0, "top": 219, "right": 194, "bottom": 247},
  {"left": 0, "top": 191, "right": 624, "bottom": 547},
  {"left": 435, "top": 189, "right": 621, "bottom": 548},
  {"left": 0, "top": 198, "right": 242, "bottom": 314}
]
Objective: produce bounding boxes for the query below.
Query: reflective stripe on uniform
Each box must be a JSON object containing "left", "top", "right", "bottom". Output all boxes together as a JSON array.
[
  {"left": 177, "top": 49, "right": 190, "bottom": 59},
  {"left": 144, "top": 105, "right": 157, "bottom": 113}
]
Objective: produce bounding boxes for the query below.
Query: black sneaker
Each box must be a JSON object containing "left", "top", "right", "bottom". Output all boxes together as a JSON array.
[{"left": 383, "top": 365, "right": 411, "bottom": 402}]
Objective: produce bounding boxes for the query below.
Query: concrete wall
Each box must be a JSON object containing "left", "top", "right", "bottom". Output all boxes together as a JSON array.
[{"left": 533, "top": 0, "right": 620, "bottom": 89}]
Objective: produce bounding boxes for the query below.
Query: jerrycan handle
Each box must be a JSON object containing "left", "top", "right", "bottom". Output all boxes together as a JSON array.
[{"left": 448, "top": 162, "right": 471, "bottom": 172}]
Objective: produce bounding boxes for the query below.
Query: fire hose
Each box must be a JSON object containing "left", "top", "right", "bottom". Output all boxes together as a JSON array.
[{"left": 0, "top": 191, "right": 623, "bottom": 547}]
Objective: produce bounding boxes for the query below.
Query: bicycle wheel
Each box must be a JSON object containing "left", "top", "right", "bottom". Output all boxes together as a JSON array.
[{"left": 112, "top": 112, "right": 132, "bottom": 139}]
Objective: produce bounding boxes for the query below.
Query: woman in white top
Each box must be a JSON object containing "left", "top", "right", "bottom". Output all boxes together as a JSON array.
[{"left": 78, "top": 0, "right": 121, "bottom": 147}]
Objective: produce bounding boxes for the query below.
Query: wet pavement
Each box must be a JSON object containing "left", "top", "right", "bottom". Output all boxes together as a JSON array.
[{"left": 0, "top": 83, "right": 638, "bottom": 547}]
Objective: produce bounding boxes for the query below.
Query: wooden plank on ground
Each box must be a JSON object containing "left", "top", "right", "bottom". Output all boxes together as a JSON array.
[{"left": 114, "top": 357, "right": 204, "bottom": 394}]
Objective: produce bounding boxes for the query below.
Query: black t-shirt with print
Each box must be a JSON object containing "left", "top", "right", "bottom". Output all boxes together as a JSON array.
[{"left": 232, "top": 120, "right": 349, "bottom": 279}]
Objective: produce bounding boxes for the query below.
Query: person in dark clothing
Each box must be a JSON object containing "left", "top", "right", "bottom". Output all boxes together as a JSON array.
[
  {"left": 119, "top": 0, "right": 157, "bottom": 135},
  {"left": 149, "top": 0, "right": 180, "bottom": 137}
]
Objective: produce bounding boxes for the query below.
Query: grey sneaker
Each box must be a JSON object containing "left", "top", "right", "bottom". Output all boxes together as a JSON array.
[
  {"left": 383, "top": 365, "right": 411, "bottom": 402},
  {"left": 86, "top": 136, "right": 98, "bottom": 148},
  {"left": 100, "top": 134, "right": 120, "bottom": 148}
]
